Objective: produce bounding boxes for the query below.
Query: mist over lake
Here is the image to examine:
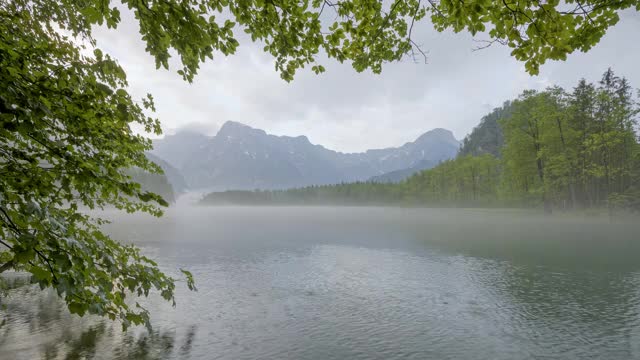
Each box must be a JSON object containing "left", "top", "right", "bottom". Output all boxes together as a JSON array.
[{"left": 2, "top": 205, "right": 640, "bottom": 360}]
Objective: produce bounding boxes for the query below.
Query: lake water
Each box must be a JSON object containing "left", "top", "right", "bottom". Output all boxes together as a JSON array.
[{"left": 2, "top": 206, "right": 640, "bottom": 359}]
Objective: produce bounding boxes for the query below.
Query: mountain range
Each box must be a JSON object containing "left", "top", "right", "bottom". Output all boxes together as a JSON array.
[
  {"left": 150, "top": 121, "right": 460, "bottom": 191},
  {"left": 367, "top": 159, "right": 439, "bottom": 183}
]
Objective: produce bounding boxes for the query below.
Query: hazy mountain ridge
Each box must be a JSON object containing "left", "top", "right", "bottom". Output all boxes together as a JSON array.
[
  {"left": 458, "top": 102, "right": 512, "bottom": 158},
  {"left": 127, "top": 168, "right": 175, "bottom": 204},
  {"left": 125, "top": 154, "right": 189, "bottom": 204},
  {"left": 145, "top": 153, "right": 189, "bottom": 193},
  {"left": 151, "top": 121, "right": 460, "bottom": 190},
  {"left": 368, "top": 159, "right": 440, "bottom": 183}
]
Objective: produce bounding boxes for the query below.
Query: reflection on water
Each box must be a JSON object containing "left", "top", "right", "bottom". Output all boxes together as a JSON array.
[
  {"left": 0, "top": 275, "right": 195, "bottom": 360},
  {"left": 2, "top": 207, "right": 640, "bottom": 359}
]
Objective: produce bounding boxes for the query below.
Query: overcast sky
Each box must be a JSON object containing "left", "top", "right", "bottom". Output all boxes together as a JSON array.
[{"left": 93, "top": 9, "right": 639, "bottom": 153}]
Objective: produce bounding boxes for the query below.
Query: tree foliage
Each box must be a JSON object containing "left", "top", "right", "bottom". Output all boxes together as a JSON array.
[
  {"left": 6, "top": 0, "right": 636, "bottom": 82},
  {"left": 429, "top": 0, "right": 640, "bottom": 74},
  {"left": 0, "top": 0, "right": 201, "bottom": 330},
  {"left": 500, "top": 70, "right": 640, "bottom": 211}
]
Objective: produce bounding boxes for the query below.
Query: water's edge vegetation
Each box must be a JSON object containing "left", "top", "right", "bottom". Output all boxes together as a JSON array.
[{"left": 200, "top": 70, "right": 640, "bottom": 214}]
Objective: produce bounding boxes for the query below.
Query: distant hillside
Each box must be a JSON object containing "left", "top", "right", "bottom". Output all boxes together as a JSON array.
[
  {"left": 458, "top": 102, "right": 512, "bottom": 157},
  {"left": 128, "top": 168, "right": 175, "bottom": 204},
  {"left": 125, "top": 153, "right": 192, "bottom": 204},
  {"left": 368, "top": 159, "right": 439, "bottom": 183},
  {"left": 145, "top": 153, "right": 188, "bottom": 193},
  {"left": 151, "top": 122, "right": 460, "bottom": 191},
  {"left": 151, "top": 130, "right": 210, "bottom": 170}
]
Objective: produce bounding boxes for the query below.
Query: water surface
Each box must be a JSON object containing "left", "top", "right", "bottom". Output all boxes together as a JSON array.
[{"left": 2, "top": 207, "right": 640, "bottom": 359}]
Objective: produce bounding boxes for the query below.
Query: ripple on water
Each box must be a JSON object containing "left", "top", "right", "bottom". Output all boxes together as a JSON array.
[{"left": 2, "top": 207, "right": 640, "bottom": 359}]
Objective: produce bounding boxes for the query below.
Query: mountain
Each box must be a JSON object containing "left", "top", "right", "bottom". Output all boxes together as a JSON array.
[
  {"left": 151, "top": 130, "right": 210, "bottom": 170},
  {"left": 125, "top": 154, "right": 190, "bottom": 204},
  {"left": 151, "top": 121, "right": 460, "bottom": 191},
  {"left": 128, "top": 168, "right": 175, "bottom": 204},
  {"left": 368, "top": 159, "right": 439, "bottom": 183},
  {"left": 458, "top": 102, "right": 512, "bottom": 158},
  {"left": 146, "top": 153, "right": 188, "bottom": 193}
]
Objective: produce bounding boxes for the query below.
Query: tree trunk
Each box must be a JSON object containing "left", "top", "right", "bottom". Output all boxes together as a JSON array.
[
  {"left": 535, "top": 144, "right": 552, "bottom": 214},
  {"left": 555, "top": 117, "right": 575, "bottom": 209},
  {"left": 568, "top": 184, "right": 577, "bottom": 210}
]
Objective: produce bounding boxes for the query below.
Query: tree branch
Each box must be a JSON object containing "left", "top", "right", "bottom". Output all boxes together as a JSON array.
[
  {"left": 0, "top": 207, "right": 20, "bottom": 234},
  {"left": 575, "top": 0, "right": 595, "bottom": 25},
  {"left": 374, "top": 0, "right": 404, "bottom": 41},
  {"left": 410, "top": 39, "right": 428, "bottom": 64},
  {"left": 34, "top": 247, "right": 58, "bottom": 284},
  {"left": 0, "top": 260, "right": 14, "bottom": 273},
  {"left": 0, "top": 238, "right": 13, "bottom": 250}
]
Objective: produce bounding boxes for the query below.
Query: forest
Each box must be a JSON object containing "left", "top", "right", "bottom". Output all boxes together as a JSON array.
[{"left": 201, "top": 69, "right": 640, "bottom": 213}]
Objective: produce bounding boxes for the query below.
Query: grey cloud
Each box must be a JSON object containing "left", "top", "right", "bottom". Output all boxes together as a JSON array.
[
  {"left": 92, "top": 7, "right": 640, "bottom": 152},
  {"left": 165, "top": 122, "right": 220, "bottom": 136}
]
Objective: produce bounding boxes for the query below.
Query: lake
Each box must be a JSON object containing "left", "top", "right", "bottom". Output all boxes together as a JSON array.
[{"left": 2, "top": 206, "right": 640, "bottom": 359}]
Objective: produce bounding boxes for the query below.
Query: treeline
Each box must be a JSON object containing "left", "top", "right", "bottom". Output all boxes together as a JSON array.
[
  {"left": 402, "top": 154, "right": 501, "bottom": 206},
  {"left": 201, "top": 154, "right": 502, "bottom": 207},
  {"left": 201, "top": 69, "right": 640, "bottom": 212},
  {"left": 200, "top": 183, "right": 403, "bottom": 206},
  {"left": 499, "top": 69, "right": 639, "bottom": 212}
]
